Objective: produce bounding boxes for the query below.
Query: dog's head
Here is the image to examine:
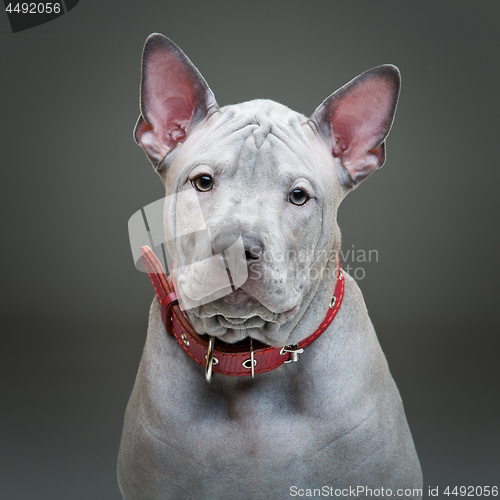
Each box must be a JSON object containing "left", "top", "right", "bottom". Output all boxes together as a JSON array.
[{"left": 135, "top": 34, "right": 400, "bottom": 346}]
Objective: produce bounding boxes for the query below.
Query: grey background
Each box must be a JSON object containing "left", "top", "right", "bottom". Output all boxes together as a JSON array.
[{"left": 1, "top": 1, "right": 499, "bottom": 498}]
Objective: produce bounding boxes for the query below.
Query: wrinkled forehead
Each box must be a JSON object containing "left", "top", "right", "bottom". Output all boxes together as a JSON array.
[{"left": 170, "top": 99, "right": 335, "bottom": 189}]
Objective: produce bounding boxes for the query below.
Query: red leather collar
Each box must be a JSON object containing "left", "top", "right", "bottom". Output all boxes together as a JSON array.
[{"left": 140, "top": 246, "right": 344, "bottom": 381}]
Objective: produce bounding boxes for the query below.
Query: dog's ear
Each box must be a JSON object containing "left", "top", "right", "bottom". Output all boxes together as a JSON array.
[
  {"left": 309, "top": 65, "right": 400, "bottom": 187},
  {"left": 134, "top": 34, "right": 218, "bottom": 168}
]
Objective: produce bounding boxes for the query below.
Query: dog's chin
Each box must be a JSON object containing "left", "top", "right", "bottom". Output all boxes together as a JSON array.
[{"left": 190, "top": 288, "right": 299, "bottom": 346}]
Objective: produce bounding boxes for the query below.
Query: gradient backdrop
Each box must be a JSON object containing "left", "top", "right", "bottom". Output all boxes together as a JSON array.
[{"left": 1, "top": 1, "right": 499, "bottom": 498}]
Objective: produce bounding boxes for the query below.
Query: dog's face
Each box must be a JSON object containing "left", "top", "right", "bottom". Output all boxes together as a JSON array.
[
  {"left": 135, "top": 34, "right": 400, "bottom": 346},
  {"left": 160, "top": 100, "right": 342, "bottom": 346}
]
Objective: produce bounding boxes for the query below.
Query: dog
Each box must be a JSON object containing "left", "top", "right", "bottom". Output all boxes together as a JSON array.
[{"left": 118, "top": 33, "right": 422, "bottom": 499}]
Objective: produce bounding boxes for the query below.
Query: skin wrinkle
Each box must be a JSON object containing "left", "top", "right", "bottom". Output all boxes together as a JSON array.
[
  {"left": 132, "top": 429, "right": 206, "bottom": 498},
  {"left": 312, "top": 408, "right": 377, "bottom": 457},
  {"left": 137, "top": 415, "right": 206, "bottom": 469}
]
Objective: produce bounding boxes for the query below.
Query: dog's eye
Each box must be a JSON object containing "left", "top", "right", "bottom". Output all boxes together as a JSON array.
[
  {"left": 193, "top": 175, "right": 213, "bottom": 192},
  {"left": 289, "top": 188, "right": 309, "bottom": 206}
]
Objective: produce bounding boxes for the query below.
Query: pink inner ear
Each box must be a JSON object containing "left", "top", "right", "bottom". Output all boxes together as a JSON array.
[
  {"left": 141, "top": 49, "right": 199, "bottom": 158},
  {"left": 330, "top": 75, "right": 395, "bottom": 177}
]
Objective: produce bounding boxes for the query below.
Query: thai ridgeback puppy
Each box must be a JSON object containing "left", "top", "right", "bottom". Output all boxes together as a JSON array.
[{"left": 118, "top": 34, "right": 422, "bottom": 500}]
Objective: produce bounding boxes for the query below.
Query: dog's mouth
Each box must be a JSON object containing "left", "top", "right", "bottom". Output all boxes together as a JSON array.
[
  {"left": 188, "top": 288, "right": 300, "bottom": 345},
  {"left": 218, "top": 315, "right": 265, "bottom": 329},
  {"left": 215, "top": 315, "right": 269, "bottom": 343}
]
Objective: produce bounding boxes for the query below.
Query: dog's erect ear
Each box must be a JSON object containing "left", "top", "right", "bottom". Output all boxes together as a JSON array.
[
  {"left": 309, "top": 65, "right": 400, "bottom": 187},
  {"left": 134, "top": 34, "right": 218, "bottom": 168}
]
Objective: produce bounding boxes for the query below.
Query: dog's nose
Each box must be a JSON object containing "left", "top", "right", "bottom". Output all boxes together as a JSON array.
[
  {"left": 212, "top": 232, "right": 263, "bottom": 261},
  {"left": 243, "top": 235, "right": 264, "bottom": 261}
]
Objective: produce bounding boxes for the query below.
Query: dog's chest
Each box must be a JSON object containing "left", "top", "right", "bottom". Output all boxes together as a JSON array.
[
  {"left": 131, "top": 368, "right": 390, "bottom": 497},
  {"left": 139, "top": 334, "right": 377, "bottom": 467}
]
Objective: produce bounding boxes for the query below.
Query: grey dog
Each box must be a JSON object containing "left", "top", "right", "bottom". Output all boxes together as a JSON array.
[{"left": 118, "top": 34, "right": 422, "bottom": 499}]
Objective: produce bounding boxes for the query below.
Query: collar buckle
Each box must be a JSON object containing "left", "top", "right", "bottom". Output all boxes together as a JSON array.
[{"left": 280, "top": 344, "right": 305, "bottom": 363}]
